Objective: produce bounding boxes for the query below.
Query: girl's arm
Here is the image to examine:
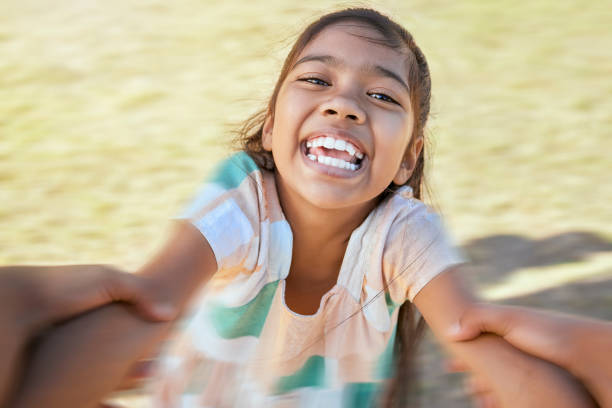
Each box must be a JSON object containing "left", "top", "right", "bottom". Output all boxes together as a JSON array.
[
  {"left": 413, "top": 267, "right": 596, "bottom": 408},
  {"left": 7, "top": 221, "right": 218, "bottom": 408},
  {"left": 449, "top": 303, "right": 612, "bottom": 407}
]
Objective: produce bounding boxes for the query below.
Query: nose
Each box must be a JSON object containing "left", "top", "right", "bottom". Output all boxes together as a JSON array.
[{"left": 319, "top": 95, "right": 366, "bottom": 125}]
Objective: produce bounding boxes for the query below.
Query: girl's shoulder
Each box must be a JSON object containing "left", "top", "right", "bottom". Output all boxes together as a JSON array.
[
  {"left": 372, "top": 185, "right": 441, "bottom": 237},
  {"left": 204, "top": 151, "right": 262, "bottom": 190},
  {"left": 176, "top": 151, "right": 272, "bottom": 283},
  {"left": 179, "top": 151, "right": 266, "bottom": 220},
  {"left": 360, "top": 186, "right": 465, "bottom": 304}
]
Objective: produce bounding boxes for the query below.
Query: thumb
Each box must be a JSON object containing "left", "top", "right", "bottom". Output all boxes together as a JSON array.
[
  {"left": 447, "top": 303, "right": 510, "bottom": 342},
  {"left": 105, "top": 271, "right": 177, "bottom": 322}
]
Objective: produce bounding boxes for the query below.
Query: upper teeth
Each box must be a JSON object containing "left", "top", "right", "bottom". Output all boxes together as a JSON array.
[
  {"left": 307, "top": 154, "right": 359, "bottom": 171},
  {"left": 306, "top": 136, "right": 364, "bottom": 159}
]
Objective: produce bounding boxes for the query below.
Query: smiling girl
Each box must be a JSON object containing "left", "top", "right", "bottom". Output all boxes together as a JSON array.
[{"left": 8, "top": 8, "right": 595, "bottom": 408}]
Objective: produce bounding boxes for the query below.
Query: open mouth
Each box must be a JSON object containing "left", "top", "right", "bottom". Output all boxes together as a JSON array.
[{"left": 303, "top": 136, "right": 365, "bottom": 172}]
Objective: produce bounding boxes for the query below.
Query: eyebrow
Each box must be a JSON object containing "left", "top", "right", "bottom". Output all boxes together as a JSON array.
[{"left": 292, "top": 54, "right": 410, "bottom": 95}]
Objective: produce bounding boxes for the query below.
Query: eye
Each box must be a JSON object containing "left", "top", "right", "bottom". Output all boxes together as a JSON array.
[
  {"left": 299, "top": 77, "right": 330, "bottom": 86},
  {"left": 368, "top": 92, "right": 400, "bottom": 106}
]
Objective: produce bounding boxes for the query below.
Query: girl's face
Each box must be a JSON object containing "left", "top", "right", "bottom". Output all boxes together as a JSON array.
[{"left": 263, "top": 22, "right": 421, "bottom": 212}]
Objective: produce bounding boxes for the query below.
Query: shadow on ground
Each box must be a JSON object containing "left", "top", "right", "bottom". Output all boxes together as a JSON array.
[
  {"left": 416, "top": 231, "right": 612, "bottom": 407},
  {"left": 462, "top": 231, "right": 612, "bottom": 287}
]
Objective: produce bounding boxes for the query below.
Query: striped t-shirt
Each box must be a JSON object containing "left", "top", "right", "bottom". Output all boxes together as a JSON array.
[{"left": 148, "top": 151, "right": 463, "bottom": 407}]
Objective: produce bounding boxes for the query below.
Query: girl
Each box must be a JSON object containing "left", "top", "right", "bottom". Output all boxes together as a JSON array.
[{"left": 8, "top": 8, "right": 595, "bottom": 408}]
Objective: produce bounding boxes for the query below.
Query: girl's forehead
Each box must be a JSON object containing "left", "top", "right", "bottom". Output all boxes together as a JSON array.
[{"left": 296, "top": 23, "right": 408, "bottom": 72}]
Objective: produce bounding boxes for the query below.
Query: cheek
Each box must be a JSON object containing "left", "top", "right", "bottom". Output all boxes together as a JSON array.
[
  {"left": 287, "top": 93, "right": 317, "bottom": 122},
  {"left": 277, "top": 87, "right": 313, "bottom": 116},
  {"left": 272, "top": 93, "right": 317, "bottom": 149},
  {"left": 374, "top": 113, "right": 412, "bottom": 154},
  {"left": 371, "top": 115, "right": 412, "bottom": 177}
]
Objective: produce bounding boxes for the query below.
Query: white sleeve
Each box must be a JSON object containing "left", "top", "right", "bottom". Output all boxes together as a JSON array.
[
  {"left": 383, "top": 203, "right": 466, "bottom": 303},
  {"left": 176, "top": 152, "right": 263, "bottom": 272}
]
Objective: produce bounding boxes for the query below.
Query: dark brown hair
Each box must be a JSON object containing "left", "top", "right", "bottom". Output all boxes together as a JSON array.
[{"left": 235, "top": 8, "right": 431, "bottom": 407}]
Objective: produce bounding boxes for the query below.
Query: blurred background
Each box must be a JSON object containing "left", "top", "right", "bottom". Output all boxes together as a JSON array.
[{"left": 1, "top": 0, "right": 611, "bottom": 406}]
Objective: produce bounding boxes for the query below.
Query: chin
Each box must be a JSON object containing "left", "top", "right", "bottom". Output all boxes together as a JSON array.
[{"left": 298, "top": 187, "right": 372, "bottom": 211}]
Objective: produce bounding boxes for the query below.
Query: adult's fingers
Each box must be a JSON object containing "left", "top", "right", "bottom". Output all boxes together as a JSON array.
[
  {"left": 476, "top": 393, "right": 499, "bottom": 408},
  {"left": 445, "top": 357, "right": 469, "bottom": 373},
  {"left": 461, "top": 373, "right": 499, "bottom": 408},
  {"left": 114, "top": 359, "right": 158, "bottom": 391},
  {"left": 446, "top": 303, "right": 513, "bottom": 342},
  {"left": 101, "top": 269, "right": 176, "bottom": 322},
  {"left": 448, "top": 303, "right": 576, "bottom": 372},
  {"left": 99, "top": 403, "right": 126, "bottom": 408},
  {"left": 465, "top": 374, "right": 491, "bottom": 396}
]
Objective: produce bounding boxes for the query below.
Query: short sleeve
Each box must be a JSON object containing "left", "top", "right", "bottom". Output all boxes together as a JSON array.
[
  {"left": 382, "top": 200, "right": 465, "bottom": 303},
  {"left": 176, "top": 152, "right": 263, "bottom": 273}
]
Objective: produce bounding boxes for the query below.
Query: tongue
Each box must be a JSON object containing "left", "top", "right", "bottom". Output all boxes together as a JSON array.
[{"left": 309, "top": 147, "right": 355, "bottom": 163}]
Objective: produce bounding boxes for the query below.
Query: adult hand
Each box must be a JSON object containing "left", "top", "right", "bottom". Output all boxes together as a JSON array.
[
  {"left": 447, "top": 303, "right": 579, "bottom": 370},
  {"left": 445, "top": 357, "right": 503, "bottom": 408},
  {"left": 3, "top": 265, "right": 176, "bottom": 335},
  {"left": 0, "top": 265, "right": 175, "bottom": 406},
  {"left": 96, "top": 358, "right": 158, "bottom": 408},
  {"left": 446, "top": 303, "right": 610, "bottom": 407}
]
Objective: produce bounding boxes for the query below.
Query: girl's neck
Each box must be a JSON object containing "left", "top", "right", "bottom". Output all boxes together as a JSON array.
[{"left": 274, "top": 171, "right": 376, "bottom": 284}]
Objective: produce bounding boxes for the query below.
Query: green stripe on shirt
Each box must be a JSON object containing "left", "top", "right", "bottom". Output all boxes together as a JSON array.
[
  {"left": 274, "top": 355, "right": 326, "bottom": 395},
  {"left": 208, "top": 151, "right": 259, "bottom": 190},
  {"left": 208, "top": 280, "right": 279, "bottom": 338}
]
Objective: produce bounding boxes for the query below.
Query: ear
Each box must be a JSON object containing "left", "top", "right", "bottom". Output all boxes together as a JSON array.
[
  {"left": 262, "top": 113, "right": 274, "bottom": 151},
  {"left": 393, "top": 136, "right": 423, "bottom": 185}
]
